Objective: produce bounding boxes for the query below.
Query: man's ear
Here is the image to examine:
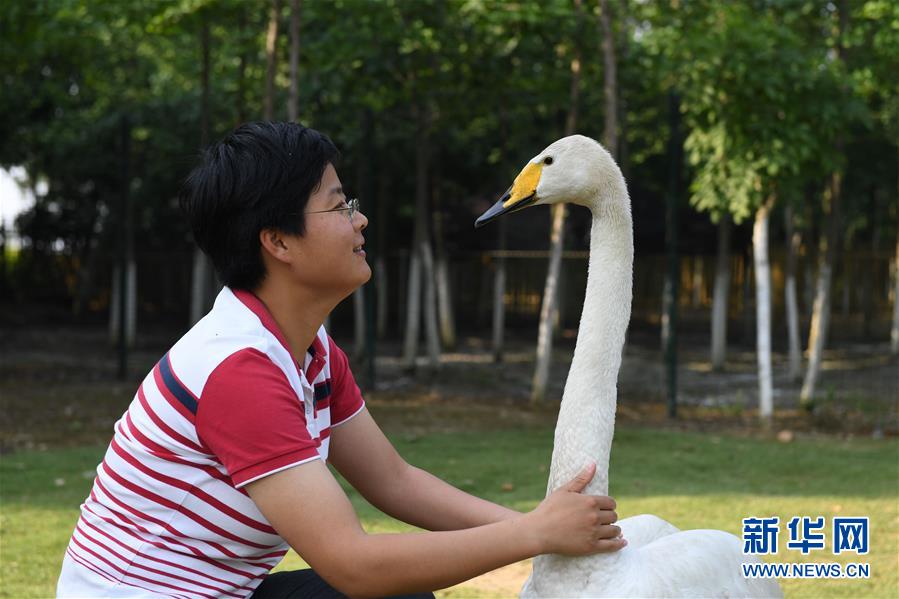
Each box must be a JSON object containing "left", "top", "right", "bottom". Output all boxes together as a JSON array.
[{"left": 259, "top": 228, "right": 293, "bottom": 265}]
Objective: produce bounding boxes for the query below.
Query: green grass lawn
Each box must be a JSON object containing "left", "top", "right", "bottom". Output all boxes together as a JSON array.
[{"left": 2, "top": 426, "right": 896, "bottom": 598}]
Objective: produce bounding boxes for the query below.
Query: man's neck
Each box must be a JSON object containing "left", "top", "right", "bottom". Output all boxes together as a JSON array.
[{"left": 253, "top": 279, "right": 335, "bottom": 364}]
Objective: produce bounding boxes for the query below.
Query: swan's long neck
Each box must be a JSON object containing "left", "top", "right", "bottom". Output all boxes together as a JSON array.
[
  {"left": 524, "top": 181, "right": 633, "bottom": 597},
  {"left": 547, "top": 192, "right": 633, "bottom": 498}
]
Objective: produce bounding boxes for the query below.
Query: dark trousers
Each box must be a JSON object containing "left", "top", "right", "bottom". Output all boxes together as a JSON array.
[{"left": 251, "top": 569, "right": 436, "bottom": 599}]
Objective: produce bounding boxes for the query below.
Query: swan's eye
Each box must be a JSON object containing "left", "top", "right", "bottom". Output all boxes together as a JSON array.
[{"left": 543, "top": 156, "right": 554, "bottom": 165}]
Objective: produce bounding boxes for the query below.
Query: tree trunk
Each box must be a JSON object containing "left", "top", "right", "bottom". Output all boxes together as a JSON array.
[
  {"left": 742, "top": 247, "right": 754, "bottom": 345},
  {"left": 840, "top": 237, "right": 852, "bottom": 319},
  {"left": 801, "top": 172, "right": 842, "bottom": 407},
  {"left": 376, "top": 169, "right": 389, "bottom": 339},
  {"left": 403, "top": 109, "right": 439, "bottom": 370},
  {"left": 532, "top": 0, "right": 585, "bottom": 403},
  {"left": 566, "top": 0, "right": 584, "bottom": 136},
  {"left": 398, "top": 249, "right": 408, "bottom": 336},
  {"left": 532, "top": 205, "right": 567, "bottom": 404},
  {"left": 753, "top": 197, "right": 775, "bottom": 424},
  {"left": 661, "top": 91, "right": 681, "bottom": 419},
  {"left": 73, "top": 214, "right": 104, "bottom": 316},
  {"left": 492, "top": 220, "right": 507, "bottom": 362},
  {"left": 353, "top": 286, "right": 365, "bottom": 360},
  {"left": 125, "top": 259, "right": 137, "bottom": 347},
  {"left": 190, "top": 19, "right": 215, "bottom": 325},
  {"left": 189, "top": 249, "right": 205, "bottom": 324},
  {"left": 615, "top": 0, "right": 630, "bottom": 179},
  {"left": 236, "top": 9, "right": 248, "bottom": 123},
  {"left": 115, "top": 113, "right": 134, "bottom": 379},
  {"left": 421, "top": 240, "right": 441, "bottom": 368},
  {"left": 599, "top": 0, "right": 618, "bottom": 157},
  {"left": 190, "top": 249, "right": 215, "bottom": 323},
  {"left": 108, "top": 260, "right": 136, "bottom": 348},
  {"left": 402, "top": 250, "right": 421, "bottom": 367},
  {"left": 477, "top": 253, "right": 493, "bottom": 328},
  {"left": 804, "top": 254, "right": 815, "bottom": 321},
  {"left": 287, "top": 0, "right": 300, "bottom": 121},
  {"left": 199, "top": 16, "right": 210, "bottom": 146},
  {"left": 891, "top": 237, "right": 899, "bottom": 354},
  {"left": 264, "top": 0, "right": 281, "bottom": 120},
  {"left": 432, "top": 188, "right": 456, "bottom": 350},
  {"left": 784, "top": 205, "right": 802, "bottom": 381},
  {"left": 802, "top": 0, "right": 849, "bottom": 407},
  {"left": 376, "top": 256, "right": 388, "bottom": 338},
  {"left": 434, "top": 252, "right": 455, "bottom": 349},
  {"left": 109, "top": 264, "right": 120, "bottom": 343},
  {"left": 690, "top": 256, "right": 702, "bottom": 308},
  {"left": 357, "top": 110, "right": 376, "bottom": 385},
  {"left": 862, "top": 188, "right": 881, "bottom": 338},
  {"left": 711, "top": 216, "right": 731, "bottom": 371}
]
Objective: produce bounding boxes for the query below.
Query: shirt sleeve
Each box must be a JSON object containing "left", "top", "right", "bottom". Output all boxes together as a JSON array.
[
  {"left": 196, "top": 348, "right": 321, "bottom": 488},
  {"left": 326, "top": 336, "right": 365, "bottom": 426}
]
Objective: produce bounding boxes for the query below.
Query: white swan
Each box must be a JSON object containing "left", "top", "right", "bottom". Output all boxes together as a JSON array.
[{"left": 476, "top": 135, "right": 782, "bottom": 598}]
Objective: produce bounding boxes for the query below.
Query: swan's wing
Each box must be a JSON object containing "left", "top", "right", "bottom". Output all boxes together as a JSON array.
[
  {"left": 617, "top": 514, "right": 680, "bottom": 549},
  {"left": 591, "top": 528, "right": 783, "bottom": 598}
]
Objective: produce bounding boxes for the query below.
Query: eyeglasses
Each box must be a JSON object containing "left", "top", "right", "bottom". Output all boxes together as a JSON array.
[{"left": 304, "top": 198, "right": 359, "bottom": 222}]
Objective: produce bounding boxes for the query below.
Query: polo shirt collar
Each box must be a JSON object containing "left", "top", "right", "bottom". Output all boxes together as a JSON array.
[{"left": 231, "top": 288, "right": 326, "bottom": 383}]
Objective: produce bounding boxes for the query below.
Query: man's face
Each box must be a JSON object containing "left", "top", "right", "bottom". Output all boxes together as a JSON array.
[{"left": 287, "top": 163, "right": 371, "bottom": 296}]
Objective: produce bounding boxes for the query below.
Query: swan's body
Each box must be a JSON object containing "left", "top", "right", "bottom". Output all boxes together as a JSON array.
[{"left": 476, "top": 136, "right": 781, "bottom": 598}]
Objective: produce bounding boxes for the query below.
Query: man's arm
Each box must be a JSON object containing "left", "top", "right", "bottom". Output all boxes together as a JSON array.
[
  {"left": 327, "top": 408, "right": 518, "bottom": 530},
  {"left": 246, "top": 458, "right": 621, "bottom": 598}
]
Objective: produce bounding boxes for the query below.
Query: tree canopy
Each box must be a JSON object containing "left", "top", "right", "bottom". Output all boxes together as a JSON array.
[{"left": 2, "top": 0, "right": 896, "bottom": 317}]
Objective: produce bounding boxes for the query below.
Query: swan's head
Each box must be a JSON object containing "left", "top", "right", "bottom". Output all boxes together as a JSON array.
[{"left": 475, "top": 135, "right": 626, "bottom": 228}]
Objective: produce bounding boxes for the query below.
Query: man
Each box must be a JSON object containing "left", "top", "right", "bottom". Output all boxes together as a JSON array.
[{"left": 57, "top": 122, "right": 625, "bottom": 599}]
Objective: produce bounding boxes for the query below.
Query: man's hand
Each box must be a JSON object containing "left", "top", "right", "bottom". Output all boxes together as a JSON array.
[
  {"left": 246, "top": 437, "right": 625, "bottom": 596},
  {"left": 526, "top": 463, "right": 626, "bottom": 556}
]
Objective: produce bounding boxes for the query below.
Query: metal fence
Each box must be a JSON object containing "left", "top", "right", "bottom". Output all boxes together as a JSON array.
[{"left": 4, "top": 247, "right": 896, "bottom": 342}]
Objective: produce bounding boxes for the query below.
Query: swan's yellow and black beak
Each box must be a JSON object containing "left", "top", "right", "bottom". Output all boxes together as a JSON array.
[{"left": 475, "top": 161, "right": 542, "bottom": 228}]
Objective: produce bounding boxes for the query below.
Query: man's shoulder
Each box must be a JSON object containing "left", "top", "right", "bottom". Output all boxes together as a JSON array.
[{"left": 167, "top": 292, "right": 292, "bottom": 398}]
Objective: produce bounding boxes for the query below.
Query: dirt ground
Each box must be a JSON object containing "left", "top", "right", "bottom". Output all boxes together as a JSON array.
[{"left": 1, "top": 321, "right": 896, "bottom": 452}]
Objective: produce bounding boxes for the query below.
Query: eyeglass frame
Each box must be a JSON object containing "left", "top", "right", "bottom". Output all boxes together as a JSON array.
[{"left": 303, "top": 197, "right": 360, "bottom": 222}]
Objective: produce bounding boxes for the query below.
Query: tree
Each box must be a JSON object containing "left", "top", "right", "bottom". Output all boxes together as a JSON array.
[
  {"left": 800, "top": 2, "right": 847, "bottom": 406},
  {"left": 264, "top": 0, "right": 281, "bottom": 120},
  {"left": 287, "top": 0, "right": 300, "bottom": 121},
  {"left": 893, "top": 237, "right": 899, "bottom": 354},
  {"left": 433, "top": 185, "right": 456, "bottom": 350},
  {"left": 672, "top": 3, "right": 846, "bottom": 423},
  {"left": 801, "top": 0, "right": 896, "bottom": 403},
  {"left": 402, "top": 103, "right": 441, "bottom": 369},
  {"left": 532, "top": 0, "right": 587, "bottom": 404},
  {"left": 661, "top": 91, "right": 681, "bottom": 418},
  {"left": 599, "top": 0, "right": 618, "bottom": 156},
  {"left": 783, "top": 205, "right": 802, "bottom": 380},
  {"left": 190, "top": 10, "right": 217, "bottom": 325},
  {"left": 751, "top": 194, "right": 775, "bottom": 422},
  {"left": 2, "top": 1, "right": 207, "bottom": 323},
  {"left": 5, "top": 0, "right": 893, "bottom": 391},
  {"left": 710, "top": 215, "right": 731, "bottom": 371},
  {"left": 491, "top": 221, "right": 507, "bottom": 362}
]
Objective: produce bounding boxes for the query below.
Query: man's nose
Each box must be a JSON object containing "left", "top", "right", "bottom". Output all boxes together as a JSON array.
[{"left": 355, "top": 210, "right": 368, "bottom": 230}]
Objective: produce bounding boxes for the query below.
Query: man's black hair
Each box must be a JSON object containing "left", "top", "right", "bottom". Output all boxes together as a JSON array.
[{"left": 180, "top": 121, "right": 340, "bottom": 290}]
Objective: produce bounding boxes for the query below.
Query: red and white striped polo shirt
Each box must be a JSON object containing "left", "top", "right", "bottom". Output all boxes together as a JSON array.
[{"left": 58, "top": 287, "right": 365, "bottom": 598}]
